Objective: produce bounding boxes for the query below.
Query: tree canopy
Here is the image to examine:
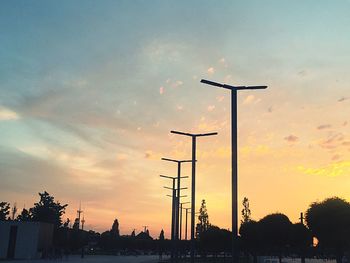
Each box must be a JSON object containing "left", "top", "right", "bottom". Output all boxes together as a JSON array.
[
  {"left": 0, "top": 202, "right": 10, "bottom": 221},
  {"left": 196, "top": 199, "right": 209, "bottom": 238},
  {"left": 241, "top": 197, "right": 251, "bottom": 224},
  {"left": 30, "top": 191, "right": 67, "bottom": 228},
  {"left": 306, "top": 197, "right": 350, "bottom": 263}
]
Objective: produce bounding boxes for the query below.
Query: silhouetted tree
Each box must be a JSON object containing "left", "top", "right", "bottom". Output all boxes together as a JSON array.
[
  {"left": 306, "top": 197, "right": 350, "bottom": 263},
  {"left": 99, "top": 231, "right": 114, "bottom": 250},
  {"left": 259, "top": 213, "right": 292, "bottom": 263},
  {"left": 159, "top": 229, "right": 165, "bottom": 240},
  {"left": 72, "top": 218, "right": 80, "bottom": 230},
  {"left": 11, "top": 203, "right": 17, "bottom": 220},
  {"left": 290, "top": 223, "right": 312, "bottom": 263},
  {"left": 111, "top": 219, "right": 120, "bottom": 237},
  {"left": 30, "top": 191, "right": 67, "bottom": 228},
  {"left": 63, "top": 218, "right": 70, "bottom": 228},
  {"left": 131, "top": 229, "right": 136, "bottom": 237},
  {"left": 241, "top": 197, "right": 251, "bottom": 224},
  {"left": 196, "top": 199, "right": 209, "bottom": 238},
  {"left": 199, "top": 225, "right": 231, "bottom": 256},
  {"left": 158, "top": 229, "right": 165, "bottom": 260},
  {"left": 0, "top": 202, "right": 10, "bottom": 220},
  {"left": 240, "top": 220, "right": 261, "bottom": 263},
  {"left": 16, "top": 208, "right": 31, "bottom": 221}
]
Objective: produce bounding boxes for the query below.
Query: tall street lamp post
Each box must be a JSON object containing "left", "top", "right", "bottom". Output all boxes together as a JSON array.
[
  {"left": 179, "top": 201, "right": 190, "bottom": 240},
  {"left": 171, "top": 130, "right": 218, "bottom": 263},
  {"left": 161, "top": 174, "right": 188, "bottom": 262},
  {"left": 162, "top": 158, "right": 192, "bottom": 241},
  {"left": 200, "top": 79, "right": 267, "bottom": 263}
]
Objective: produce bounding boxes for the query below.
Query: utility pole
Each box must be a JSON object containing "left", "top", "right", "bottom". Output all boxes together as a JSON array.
[
  {"left": 77, "top": 202, "right": 83, "bottom": 229},
  {"left": 81, "top": 214, "right": 85, "bottom": 258},
  {"left": 200, "top": 79, "right": 267, "bottom": 263},
  {"left": 171, "top": 130, "right": 217, "bottom": 263},
  {"left": 300, "top": 212, "right": 304, "bottom": 225}
]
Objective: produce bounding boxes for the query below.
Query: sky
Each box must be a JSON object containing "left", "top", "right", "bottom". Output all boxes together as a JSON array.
[{"left": 1, "top": 0, "right": 350, "bottom": 238}]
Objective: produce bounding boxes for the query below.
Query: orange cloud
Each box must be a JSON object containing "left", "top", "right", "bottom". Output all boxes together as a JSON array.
[{"left": 284, "top": 135, "right": 299, "bottom": 143}]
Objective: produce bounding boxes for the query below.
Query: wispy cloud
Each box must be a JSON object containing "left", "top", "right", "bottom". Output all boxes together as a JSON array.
[
  {"left": 338, "top": 97, "right": 349, "bottom": 102},
  {"left": 0, "top": 107, "right": 20, "bottom": 121},
  {"left": 317, "top": 124, "right": 332, "bottom": 130},
  {"left": 284, "top": 135, "right": 299, "bottom": 143},
  {"left": 159, "top": 86, "right": 164, "bottom": 95},
  {"left": 207, "top": 105, "right": 215, "bottom": 112},
  {"left": 243, "top": 95, "right": 261, "bottom": 105},
  {"left": 207, "top": 67, "right": 215, "bottom": 74},
  {"left": 298, "top": 161, "right": 350, "bottom": 177},
  {"left": 318, "top": 132, "right": 344, "bottom": 149}
]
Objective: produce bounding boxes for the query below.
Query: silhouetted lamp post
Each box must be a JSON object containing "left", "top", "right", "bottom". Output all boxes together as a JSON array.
[
  {"left": 171, "top": 130, "right": 218, "bottom": 263},
  {"left": 160, "top": 175, "right": 177, "bottom": 243},
  {"left": 162, "top": 158, "right": 191, "bottom": 241},
  {"left": 200, "top": 79, "right": 267, "bottom": 263},
  {"left": 183, "top": 207, "right": 191, "bottom": 241},
  {"left": 179, "top": 201, "right": 190, "bottom": 240},
  {"left": 161, "top": 174, "right": 188, "bottom": 262}
]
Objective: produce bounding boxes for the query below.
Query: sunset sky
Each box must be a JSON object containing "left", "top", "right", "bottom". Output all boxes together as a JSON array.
[{"left": 1, "top": 1, "right": 350, "bottom": 238}]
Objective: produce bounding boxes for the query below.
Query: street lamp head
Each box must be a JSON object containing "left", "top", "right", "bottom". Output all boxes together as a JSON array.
[
  {"left": 171, "top": 130, "right": 218, "bottom": 137},
  {"left": 197, "top": 132, "right": 218, "bottom": 137},
  {"left": 159, "top": 175, "right": 176, "bottom": 180},
  {"left": 201, "top": 79, "right": 268, "bottom": 91},
  {"left": 171, "top": 130, "right": 193, "bottom": 137},
  {"left": 161, "top": 157, "right": 193, "bottom": 163},
  {"left": 234, "top": 85, "right": 268, "bottom": 90}
]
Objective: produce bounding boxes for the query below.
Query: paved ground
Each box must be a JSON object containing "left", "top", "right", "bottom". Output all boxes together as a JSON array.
[{"left": 0, "top": 255, "right": 168, "bottom": 263}]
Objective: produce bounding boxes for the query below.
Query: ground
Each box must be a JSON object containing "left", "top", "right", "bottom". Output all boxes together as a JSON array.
[{"left": 0, "top": 255, "right": 168, "bottom": 263}]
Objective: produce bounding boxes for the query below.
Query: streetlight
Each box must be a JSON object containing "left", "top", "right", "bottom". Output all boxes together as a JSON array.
[
  {"left": 162, "top": 158, "right": 192, "bottom": 241},
  {"left": 183, "top": 207, "right": 191, "bottom": 241},
  {"left": 200, "top": 79, "right": 267, "bottom": 263},
  {"left": 161, "top": 175, "right": 188, "bottom": 261},
  {"left": 179, "top": 202, "right": 190, "bottom": 240},
  {"left": 171, "top": 130, "right": 218, "bottom": 263}
]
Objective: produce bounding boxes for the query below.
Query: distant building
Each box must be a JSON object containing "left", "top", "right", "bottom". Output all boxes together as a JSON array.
[{"left": 0, "top": 221, "right": 53, "bottom": 259}]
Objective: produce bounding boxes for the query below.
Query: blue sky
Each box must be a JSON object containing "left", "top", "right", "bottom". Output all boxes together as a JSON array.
[{"left": 1, "top": 1, "right": 350, "bottom": 236}]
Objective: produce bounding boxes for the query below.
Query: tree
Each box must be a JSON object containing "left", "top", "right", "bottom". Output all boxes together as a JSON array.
[
  {"left": 290, "top": 223, "right": 312, "bottom": 263},
  {"left": 111, "top": 218, "right": 120, "bottom": 237},
  {"left": 30, "top": 191, "right": 67, "bottom": 228},
  {"left": 199, "top": 225, "right": 231, "bottom": 256},
  {"left": 241, "top": 197, "right": 251, "bottom": 224},
  {"left": 259, "top": 213, "right": 292, "bottom": 263},
  {"left": 0, "top": 202, "right": 10, "bottom": 220},
  {"left": 17, "top": 208, "right": 31, "bottom": 221},
  {"left": 63, "top": 218, "right": 70, "bottom": 228},
  {"left": 159, "top": 229, "right": 165, "bottom": 240},
  {"left": 196, "top": 199, "right": 209, "bottom": 238},
  {"left": 11, "top": 203, "right": 17, "bottom": 220},
  {"left": 240, "top": 220, "right": 261, "bottom": 263},
  {"left": 306, "top": 197, "right": 350, "bottom": 263},
  {"left": 72, "top": 218, "right": 80, "bottom": 230}
]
